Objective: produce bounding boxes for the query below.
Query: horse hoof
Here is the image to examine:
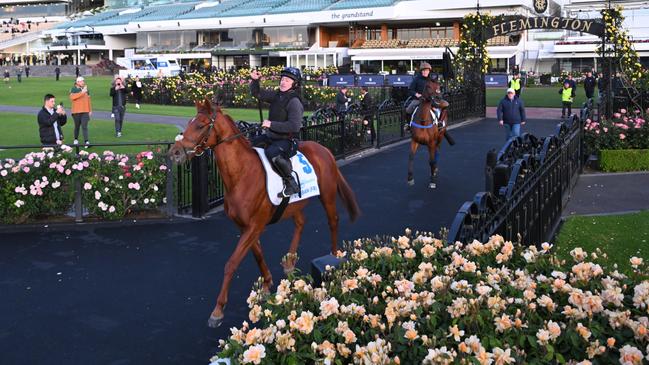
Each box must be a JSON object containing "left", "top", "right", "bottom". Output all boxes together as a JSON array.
[
  {"left": 207, "top": 314, "right": 224, "bottom": 328},
  {"left": 429, "top": 183, "right": 437, "bottom": 189},
  {"left": 407, "top": 179, "right": 415, "bottom": 186}
]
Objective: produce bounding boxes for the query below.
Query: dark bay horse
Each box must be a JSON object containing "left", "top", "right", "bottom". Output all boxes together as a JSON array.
[
  {"left": 168, "top": 99, "right": 360, "bottom": 328},
  {"left": 407, "top": 79, "right": 449, "bottom": 189}
]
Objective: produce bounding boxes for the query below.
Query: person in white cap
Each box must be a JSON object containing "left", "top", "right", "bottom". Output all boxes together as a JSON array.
[
  {"left": 496, "top": 88, "right": 526, "bottom": 140},
  {"left": 69, "top": 76, "right": 92, "bottom": 147}
]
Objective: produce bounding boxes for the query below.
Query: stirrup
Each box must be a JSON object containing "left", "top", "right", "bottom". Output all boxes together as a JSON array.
[{"left": 278, "top": 178, "right": 299, "bottom": 198}]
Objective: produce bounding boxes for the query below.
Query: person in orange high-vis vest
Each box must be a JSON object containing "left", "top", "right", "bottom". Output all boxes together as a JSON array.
[{"left": 69, "top": 76, "right": 92, "bottom": 147}]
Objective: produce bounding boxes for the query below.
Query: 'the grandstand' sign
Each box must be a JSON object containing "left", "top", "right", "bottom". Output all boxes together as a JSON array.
[{"left": 486, "top": 17, "right": 604, "bottom": 38}]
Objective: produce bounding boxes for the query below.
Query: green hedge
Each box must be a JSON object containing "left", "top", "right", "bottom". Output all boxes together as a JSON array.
[{"left": 600, "top": 149, "right": 649, "bottom": 172}]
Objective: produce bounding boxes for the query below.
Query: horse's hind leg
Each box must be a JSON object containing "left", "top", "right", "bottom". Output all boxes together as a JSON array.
[
  {"left": 251, "top": 240, "right": 273, "bottom": 293},
  {"left": 427, "top": 143, "right": 439, "bottom": 189},
  {"left": 407, "top": 140, "right": 419, "bottom": 186},
  {"left": 281, "top": 211, "right": 305, "bottom": 275},
  {"left": 208, "top": 225, "right": 262, "bottom": 328}
]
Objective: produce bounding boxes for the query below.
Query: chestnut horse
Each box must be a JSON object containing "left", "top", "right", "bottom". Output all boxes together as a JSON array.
[
  {"left": 168, "top": 99, "right": 360, "bottom": 328},
  {"left": 407, "top": 79, "right": 449, "bottom": 188}
]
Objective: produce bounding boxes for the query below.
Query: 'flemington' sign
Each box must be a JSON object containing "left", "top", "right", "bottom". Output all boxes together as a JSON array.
[{"left": 486, "top": 16, "right": 605, "bottom": 38}]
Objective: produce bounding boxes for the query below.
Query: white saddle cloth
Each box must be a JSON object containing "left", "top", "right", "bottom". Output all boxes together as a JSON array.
[
  {"left": 410, "top": 107, "right": 446, "bottom": 128},
  {"left": 253, "top": 147, "right": 320, "bottom": 206}
]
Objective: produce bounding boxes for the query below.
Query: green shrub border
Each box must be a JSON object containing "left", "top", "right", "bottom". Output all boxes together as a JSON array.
[{"left": 600, "top": 149, "right": 649, "bottom": 172}]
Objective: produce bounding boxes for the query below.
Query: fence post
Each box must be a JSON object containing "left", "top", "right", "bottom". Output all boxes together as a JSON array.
[
  {"left": 165, "top": 155, "right": 174, "bottom": 217},
  {"left": 485, "top": 149, "right": 497, "bottom": 194},
  {"left": 340, "top": 117, "right": 346, "bottom": 157},
  {"left": 191, "top": 153, "right": 209, "bottom": 218},
  {"left": 74, "top": 177, "right": 83, "bottom": 222},
  {"left": 375, "top": 109, "right": 381, "bottom": 147}
]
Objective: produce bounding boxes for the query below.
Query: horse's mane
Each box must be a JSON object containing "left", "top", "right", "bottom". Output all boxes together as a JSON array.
[{"left": 215, "top": 106, "right": 252, "bottom": 148}]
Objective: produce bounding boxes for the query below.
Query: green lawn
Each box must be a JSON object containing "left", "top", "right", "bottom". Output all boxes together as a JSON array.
[
  {"left": 0, "top": 112, "right": 178, "bottom": 158},
  {"left": 1, "top": 75, "right": 600, "bottom": 112},
  {"left": 0, "top": 75, "right": 269, "bottom": 120},
  {"left": 486, "top": 86, "right": 597, "bottom": 108},
  {"left": 555, "top": 211, "right": 649, "bottom": 274}
]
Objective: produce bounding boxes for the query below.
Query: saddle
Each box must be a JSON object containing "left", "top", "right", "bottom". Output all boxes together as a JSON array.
[
  {"left": 252, "top": 148, "right": 320, "bottom": 206},
  {"left": 410, "top": 105, "right": 446, "bottom": 129}
]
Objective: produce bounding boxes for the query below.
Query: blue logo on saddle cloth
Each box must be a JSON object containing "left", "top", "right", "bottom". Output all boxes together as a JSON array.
[{"left": 253, "top": 148, "right": 320, "bottom": 206}]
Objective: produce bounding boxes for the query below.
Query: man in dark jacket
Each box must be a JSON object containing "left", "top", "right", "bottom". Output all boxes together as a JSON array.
[
  {"left": 335, "top": 86, "right": 350, "bottom": 114},
  {"left": 37, "top": 94, "right": 67, "bottom": 145},
  {"left": 359, "top": 86, "right": 375, "bottom": 142},
  {"left": 250, "top": 67, "right": 304, "bottom": 198},
  {"left": 405, "top": 62, "right": 432, "bottom": 114},
  {"left": 496, "top": 88, "right": 526, "bottom": 140},
  {"left": 110, "top": 76, "right": 129, "bottom": 137},
  {"left": 597, "top": 72, "right": 606, "bottom": 99},
  {"left": 55, "top": 66, "right": 60, "bottom": 81},
  {"left": 583, "top": 71, "right": 596, "bottom": 100}
]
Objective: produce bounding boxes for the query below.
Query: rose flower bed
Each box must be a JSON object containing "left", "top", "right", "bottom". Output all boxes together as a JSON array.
[
  {"left": 213, "top": 231, "right": 649, "bottom": 365},
  {"left": 0, "top": 146, "right": 169, "bottom": 224}
]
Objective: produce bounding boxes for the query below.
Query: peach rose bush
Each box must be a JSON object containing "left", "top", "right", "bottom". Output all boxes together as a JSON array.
[
  {"left": 213, "top": 230, "right": 649, "bottom": 365},
  {"left": 0, "top": 146, "right": 169, "bottom": 223}
]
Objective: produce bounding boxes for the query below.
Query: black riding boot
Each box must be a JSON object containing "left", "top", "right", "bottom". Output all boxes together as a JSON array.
[{"left": 272, "top": 156, "right": 300, "bottom": 198}]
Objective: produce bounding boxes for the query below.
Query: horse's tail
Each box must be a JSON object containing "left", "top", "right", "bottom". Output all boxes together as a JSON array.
[{"left": 336, "top": 168, "right": 361, "bottom": 222}]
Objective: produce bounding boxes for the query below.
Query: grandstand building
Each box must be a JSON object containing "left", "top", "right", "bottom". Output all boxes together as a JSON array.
[{"left": 1, "top": 0, "right": 648, "bottom": 74}]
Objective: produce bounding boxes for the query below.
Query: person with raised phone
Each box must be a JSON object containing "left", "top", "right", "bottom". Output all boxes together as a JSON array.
[{"left": 37, "top": 94, "right": 67, "bottom": 146}]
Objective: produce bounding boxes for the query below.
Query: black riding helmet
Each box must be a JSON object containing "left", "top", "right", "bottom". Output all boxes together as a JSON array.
[{"left": 280, "top": 67, "right": 302, "bottom": 88}]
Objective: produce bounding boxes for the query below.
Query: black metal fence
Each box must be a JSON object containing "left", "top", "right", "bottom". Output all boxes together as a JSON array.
[
  {"left": 180, "top": 87, "right": 487, "bottom": 217},
  {"left": 447, "top": 114, "right": 584, "bottom": 245}
]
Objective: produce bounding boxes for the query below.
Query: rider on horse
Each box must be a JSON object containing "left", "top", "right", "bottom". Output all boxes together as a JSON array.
[
  {"left": 405, "top": 62, "right": 446, "bottom": 121},
  {"left": 250, "top": 67, "right": 303, "bottom": 198}
]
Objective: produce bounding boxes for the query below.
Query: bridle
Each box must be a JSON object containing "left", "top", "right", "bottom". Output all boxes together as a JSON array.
[{"left": 178, "top": 110, "right": 257, "bottom": 157}]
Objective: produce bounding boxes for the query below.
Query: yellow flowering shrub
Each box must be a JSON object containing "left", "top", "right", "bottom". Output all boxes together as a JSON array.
[
  {"left": 598, "top": 6, "right": 645, "bottom": 84},
  {"left": 214, "top": 230, "right": 649, "bottom": 364}
]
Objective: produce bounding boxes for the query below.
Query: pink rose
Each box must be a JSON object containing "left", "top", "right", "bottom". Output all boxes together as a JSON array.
[
  {"left": 620, "top": 133, "right": 626, "bottom": 140},
  {"left": 620, "top": 108, "right": 627, "bottom": 114}
]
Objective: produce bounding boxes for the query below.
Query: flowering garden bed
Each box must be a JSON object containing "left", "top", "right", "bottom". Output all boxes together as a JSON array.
[
  {"left": 213, "top": 231, "right": 649, "bottom": 364},
  {"left": 584, "top": 109, "right": 649, "bottom": 172},
  {"left": 0, "top": 146, "right": 169, "bottom": 224}
]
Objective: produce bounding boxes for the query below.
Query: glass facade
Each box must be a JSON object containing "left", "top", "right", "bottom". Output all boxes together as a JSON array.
[
  {"left": 349, "top": 25, "right": 456, "bottom": 44},
  {"left": 198, "top": 26, "right": 310, "bottom": 49},
  {"left": 396, "top": 27, "right": 454, "bottom": 40},
  {"left": 137, "top": 31, "right": 197, "bottom": 51}
]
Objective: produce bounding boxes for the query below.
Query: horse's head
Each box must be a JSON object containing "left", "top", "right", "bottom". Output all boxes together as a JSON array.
[
  {"left": 422, "top": 78, "right": 441, "bottom": 100},
  {"left": 168, "top": 98, "right": 220, "bottom": 164}
]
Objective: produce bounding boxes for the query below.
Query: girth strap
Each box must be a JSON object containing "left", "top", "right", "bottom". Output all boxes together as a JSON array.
[{"left": 268, "top": 172, "right": 302, "bottom": 225}]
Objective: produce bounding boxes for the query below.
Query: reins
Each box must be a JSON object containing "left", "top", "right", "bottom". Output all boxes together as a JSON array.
[{"left": 180, "top": 110, "right": 261, "bottom": 157}]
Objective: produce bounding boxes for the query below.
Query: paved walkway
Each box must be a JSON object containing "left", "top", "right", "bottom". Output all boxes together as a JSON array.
[
  {"left": 563, "top": 171, "right": 649, "bottom": 217},
  {"left": 4, "top": 104, "right": 567, "bottom": 129},
  {"left": 0, "top": 117, "right": 559, "bottom": 364},
  {"left": 486, "top": 106, "right": 564, "bottom": 120},
  {"left": 0, "top": 104, "right": 187, "bottom": 129}
]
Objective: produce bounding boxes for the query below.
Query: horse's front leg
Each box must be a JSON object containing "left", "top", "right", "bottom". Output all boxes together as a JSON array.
[
  {"left": 208, "top": 225, "right": 263, "bottom": 328},
  {"left": 407, "top": 140, "right": 419, "bottom": 186},
  {"left": 427, "top": 143, "right": 439, "bottom": 189}
]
